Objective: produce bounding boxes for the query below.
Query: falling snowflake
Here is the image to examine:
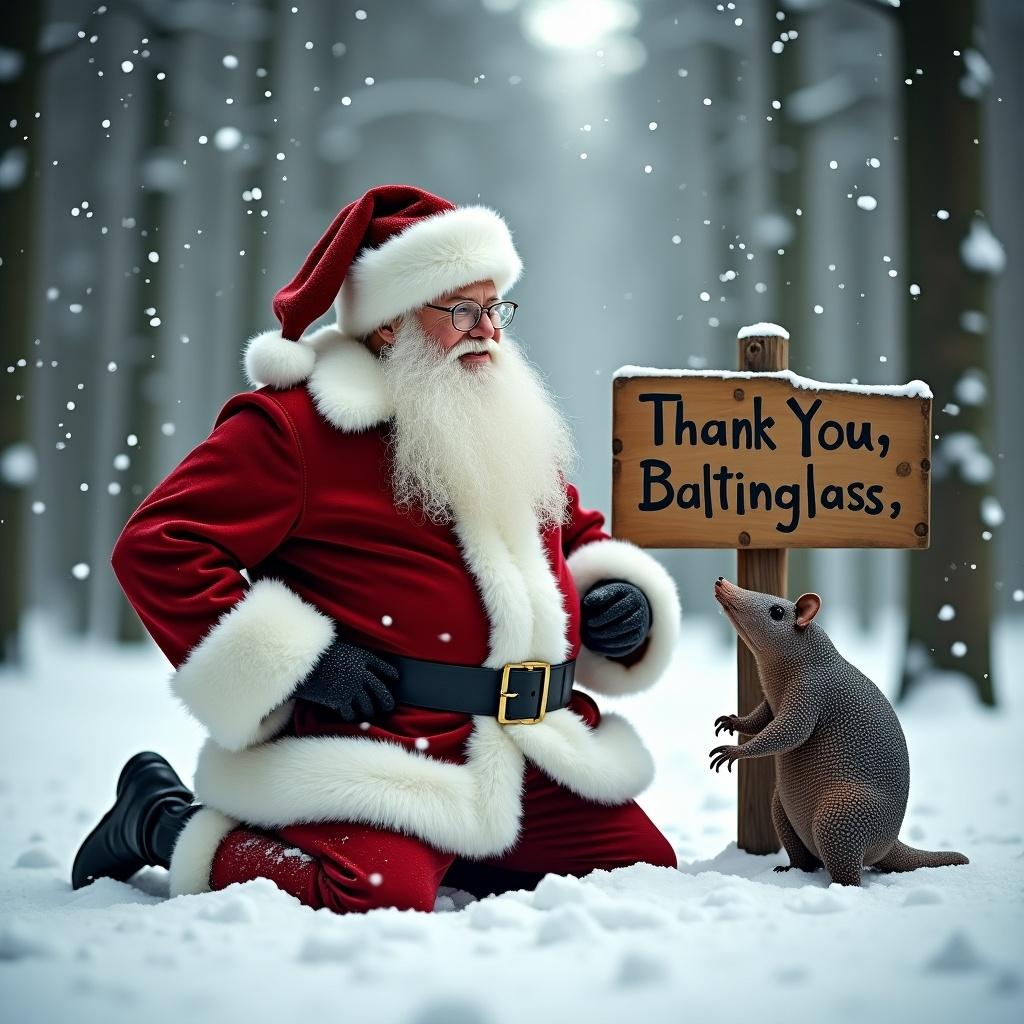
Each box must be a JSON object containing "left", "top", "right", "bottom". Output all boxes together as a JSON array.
[
  {"left": 0, "top": 443, "right": 37, "bottom": 486},
  {"left": 980, "top": 496, "right": 1004, "bottom": 528},
  {"left": 960, "top": 219, "right": 1006, "bottom": 274},
  {"left": 214, "top": 127, "right": 242, "bottom": 151}
]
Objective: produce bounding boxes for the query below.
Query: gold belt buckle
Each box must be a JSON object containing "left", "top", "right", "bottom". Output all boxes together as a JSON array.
[{"left": 498, "top": 661, "right": 551, "bottom": 725}]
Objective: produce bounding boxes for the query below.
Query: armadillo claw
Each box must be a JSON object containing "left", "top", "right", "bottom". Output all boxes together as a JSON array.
[
  {"left": 708, "top": 744, "right": 739, "bottom": 772},
  {"left": 773, "top": 865, "right": 791, "bottom": 873},
  {"left": 714, "top": 715, "right": 737, "bottom": 736}
]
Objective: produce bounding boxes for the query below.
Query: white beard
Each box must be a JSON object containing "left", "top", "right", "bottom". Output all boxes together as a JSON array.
[{"left": 380, "top": 318, "right": 578, "bottom": 530}]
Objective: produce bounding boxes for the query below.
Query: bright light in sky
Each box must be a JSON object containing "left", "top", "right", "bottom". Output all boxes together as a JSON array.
[{"left": 523, "top": 0, "right": 639, "bottom": 51}]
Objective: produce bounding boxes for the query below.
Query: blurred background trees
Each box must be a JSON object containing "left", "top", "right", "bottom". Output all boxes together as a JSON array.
[
  {"left": 1, "top": 0, "right": 1020, "bottom": 703},
  {"left": 896, "top": 0, "right": 999, "bottom": 704}
]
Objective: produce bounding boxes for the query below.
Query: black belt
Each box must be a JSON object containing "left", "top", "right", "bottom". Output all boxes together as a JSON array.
[{"left": 388, "top": 654, "right": 575, "bottom": 724}]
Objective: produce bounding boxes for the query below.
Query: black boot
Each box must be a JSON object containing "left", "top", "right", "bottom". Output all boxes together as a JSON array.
[{"left": 71, "top": 751, "right": 200, "bottom": 890}]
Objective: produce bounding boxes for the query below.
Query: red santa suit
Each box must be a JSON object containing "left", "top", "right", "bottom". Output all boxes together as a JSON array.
[{"left": 110, "top": 187, "right": 682, "bottom": 906}]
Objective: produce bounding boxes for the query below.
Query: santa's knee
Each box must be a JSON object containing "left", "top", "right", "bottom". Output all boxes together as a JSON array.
[{"left": 209, "top": 827, "right": 321, "bottom": 905}]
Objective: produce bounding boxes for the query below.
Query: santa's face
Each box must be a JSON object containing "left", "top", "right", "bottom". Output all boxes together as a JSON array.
[
  {"left": 413, "top": 278, "right": 502, "bottom": 370},
  {"left": 367, "top": 279, "right": 504, "bottom": 371}
]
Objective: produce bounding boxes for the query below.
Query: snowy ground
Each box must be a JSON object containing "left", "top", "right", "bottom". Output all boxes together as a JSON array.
[{"left": 1, "top": 609, "right": 1022, "bottom": 1024}]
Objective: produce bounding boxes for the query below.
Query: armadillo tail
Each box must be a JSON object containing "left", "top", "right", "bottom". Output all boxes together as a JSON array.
[{"left": 874, "top": 840, "right": 969, "bottom": 873}]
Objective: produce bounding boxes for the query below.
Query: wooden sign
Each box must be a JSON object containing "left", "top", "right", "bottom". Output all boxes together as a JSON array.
[{"left": 612, "top": 370, "right": 932, "bottom": 550}]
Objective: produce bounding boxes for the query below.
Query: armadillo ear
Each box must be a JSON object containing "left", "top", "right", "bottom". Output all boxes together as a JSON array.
[{"left": 794, "top": 592, "right": 821, "bottom": 630}]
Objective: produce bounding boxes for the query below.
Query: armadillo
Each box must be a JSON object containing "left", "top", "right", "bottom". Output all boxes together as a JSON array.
[{"left": 710, "top": 577, "right": 968, "bottom": 886}]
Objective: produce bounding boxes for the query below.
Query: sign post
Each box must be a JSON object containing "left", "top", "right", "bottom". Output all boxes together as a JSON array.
[
  {"left": 611, "top": 325, "right": 931, "bottom": 853},
  {"left": 736, "top": 331, "right": 788, "bottom": 853}
]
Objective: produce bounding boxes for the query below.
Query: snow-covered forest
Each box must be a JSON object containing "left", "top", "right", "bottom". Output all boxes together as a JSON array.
[
  {"left": 2, "top": 0, "right": 1022, "bottom": 681},
  {"left": 1, "top": 1, "right": 1022, "bottom": 1022}
]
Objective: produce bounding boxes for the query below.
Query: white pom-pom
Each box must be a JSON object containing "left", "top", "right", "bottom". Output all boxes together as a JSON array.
[{"left": 244, "top": 329, "right": 317, "bottom": 389}]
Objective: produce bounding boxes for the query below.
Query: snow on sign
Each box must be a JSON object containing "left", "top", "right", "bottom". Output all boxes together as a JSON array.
[{"left": 611, "top": 367, "right": 932, "bottom": 550}]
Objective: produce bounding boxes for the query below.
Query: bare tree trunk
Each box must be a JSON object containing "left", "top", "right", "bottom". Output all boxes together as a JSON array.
[
  {"left": 0, "top": 1, "right": 41, "bottom": 664},
  {"left": 86, "top": 9, "right": 150, "bottom": 641},
  {"left": 264, "top": 0, "right": 323, "bottom": 298},
  {"left": 899, "top": 0, "right": 996, "bottom": 704},
  {"left": 239, "top": 1, "right": 275, "bottom": 347},
  {"left": 153, "top": 23, "right": 221, "bottom": 470}
]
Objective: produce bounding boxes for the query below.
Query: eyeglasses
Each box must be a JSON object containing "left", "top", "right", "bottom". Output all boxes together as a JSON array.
[{"left": 423, "top": 299, "right": 518, "bottom": 332}]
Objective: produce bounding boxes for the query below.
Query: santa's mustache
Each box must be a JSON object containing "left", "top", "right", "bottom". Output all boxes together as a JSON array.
[{"left": 445, "top": 338, "right": 500, "bottom": 362}]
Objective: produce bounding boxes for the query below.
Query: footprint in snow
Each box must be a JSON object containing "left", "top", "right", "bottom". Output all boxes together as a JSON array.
[{"left": 14, "top": 847, "right": 60, "bottom": 869}]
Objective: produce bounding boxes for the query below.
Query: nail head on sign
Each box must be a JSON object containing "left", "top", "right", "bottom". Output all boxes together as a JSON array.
[
  {"left": 738, "top": 531, "right": 751, "bottom": 546},
  {"left": 914, "top": 522, "right": 928, "bottom": 537},
  {"left": 612, "top": 438, "right": 623, "bottom": 455},
  {"left": 897, "top": 461, "right": 911, "bottom": 477},
  {"left": 733, "top": 388, "right": 745, "bottom": 401}
]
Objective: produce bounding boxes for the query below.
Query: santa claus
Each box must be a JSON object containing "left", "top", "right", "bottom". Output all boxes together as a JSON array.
[{"left": 72, "top": 185, "right": 681, "bottom": 912}]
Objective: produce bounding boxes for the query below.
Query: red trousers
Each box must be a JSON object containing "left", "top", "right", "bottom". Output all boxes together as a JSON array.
[{"left": 209, "top": 763, "right": 676, "bottom": 913}]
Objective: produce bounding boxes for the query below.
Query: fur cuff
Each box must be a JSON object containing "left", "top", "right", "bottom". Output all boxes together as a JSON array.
[
  {"left": 168, "top": 807, "right": 238, "bottom": 896},
  {"left": 568, "top": 539, "right": 680, "bottom": 696},
  {"left": 171, "top": 578, "right": 335, "bottom": 752}
]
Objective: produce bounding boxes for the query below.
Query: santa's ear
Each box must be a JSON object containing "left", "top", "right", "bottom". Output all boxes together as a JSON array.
[
  {"left": 365, "top": 323, "right": 395, "bottom": 355},
  {"left": 794, "top": 593, "right": 821, "bottom": 630}
]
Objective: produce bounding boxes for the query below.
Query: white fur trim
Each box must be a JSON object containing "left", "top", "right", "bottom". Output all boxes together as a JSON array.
[
  {"left": 453, "top": 503, "right": 569, "bottom": 668},
  {"left": 307, "top": 328, "right": 394, "bottom": 431},
  {"left": 505, "top": 709, "right": 653, "bottom": 803},
  {"left": 245, "top": 322, "right": 395, "bottom": 430},
  {"left": 244, "top": 328, "right": 317, "bottom": 389},
  {"left": 195, "top": 717, "right": 526, "bottom": 858},
  {"left": 193, "top": 707, "right": 651, "bottom": 859},
  {"left": 172, "top": 578, "right": 335, "bottom": 752},
  {"left": 336, "top": 206, "right": 523, "bottom": 338},
  {"left": 168, "top": 807, "right": 238, "bottom": 896},
  {"left": 568, "top": 539, "right": 681, "bottom": 697}
]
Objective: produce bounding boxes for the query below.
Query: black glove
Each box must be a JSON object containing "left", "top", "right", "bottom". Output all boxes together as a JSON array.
[
  {"left": 295, "top": 638, "right": 399, "bottom": 722},
  {"left": 580, "top": 579, "right": 652, "bottom": 658}
]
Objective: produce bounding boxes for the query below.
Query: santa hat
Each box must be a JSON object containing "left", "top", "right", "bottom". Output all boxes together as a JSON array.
[{"left": 245, "top": 184, "right": 523, "bottom": 389}]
